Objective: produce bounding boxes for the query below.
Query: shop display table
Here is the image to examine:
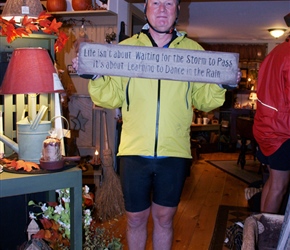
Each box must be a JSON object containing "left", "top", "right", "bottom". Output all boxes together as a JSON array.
[
  {"left": 191, "top": 123, "right": 221, "bottom": 153},
  {"left": 0, "top": 167, "right": 82, "bottom": 249}
]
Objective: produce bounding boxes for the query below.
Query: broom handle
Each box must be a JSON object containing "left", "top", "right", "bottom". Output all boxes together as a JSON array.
[{"left": 102, "top": 111, "right": 109, "bottom": 150}]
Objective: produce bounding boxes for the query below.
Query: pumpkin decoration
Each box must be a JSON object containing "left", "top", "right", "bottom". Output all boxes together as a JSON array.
[
  {"left": 72, "top": 0, "right": 92, "bottom": 11},
  {"left": 46, "top": 0, "right": 67, "bottom": 12}
]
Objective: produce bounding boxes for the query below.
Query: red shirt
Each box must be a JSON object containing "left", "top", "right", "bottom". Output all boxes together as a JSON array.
[{"left": 253, "top": 39, "right": 290, "bottom": 156}]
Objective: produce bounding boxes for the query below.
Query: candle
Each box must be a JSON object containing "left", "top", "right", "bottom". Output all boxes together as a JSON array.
[
  {"left": 42, "top": 137, "right": 62, "bottom": 162},
  {"left": 93, "top": 150, "right": 101, "bottom": 165}
]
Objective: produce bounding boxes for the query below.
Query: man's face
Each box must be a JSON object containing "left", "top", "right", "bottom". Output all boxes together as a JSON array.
[{"left": 146, "top": 0, "right": 179, "bottom": 32}]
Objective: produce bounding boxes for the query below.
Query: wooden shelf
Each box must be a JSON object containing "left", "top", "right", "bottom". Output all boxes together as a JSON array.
[{"left": 49, "top": 10, "right": 117, "bottom": 17}]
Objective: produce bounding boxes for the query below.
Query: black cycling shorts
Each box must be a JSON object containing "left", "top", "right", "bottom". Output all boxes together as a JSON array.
[
  {"left": 119, "top": 156, "right": 190, "bottom": 212},
  {"left": 257, "top": 139, "right": 290, "bottom": 171}
]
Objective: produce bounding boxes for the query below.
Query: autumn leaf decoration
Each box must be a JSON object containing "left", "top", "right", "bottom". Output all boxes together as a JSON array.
[
  {"left": 33, "top": 217, "right": 70, "bottom": 248},
  {"left": 0, "top": 11, "right": 68, "bottom": 52}
]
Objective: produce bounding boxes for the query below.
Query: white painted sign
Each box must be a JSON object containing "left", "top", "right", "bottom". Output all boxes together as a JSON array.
[{"left": 78, "top": 43, "right": 239, "bottom": 85}]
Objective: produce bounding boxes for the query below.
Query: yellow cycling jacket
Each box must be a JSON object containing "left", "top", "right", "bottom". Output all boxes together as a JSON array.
[{"left": 88, "top": 29, "right": 226, "bottom": 158}]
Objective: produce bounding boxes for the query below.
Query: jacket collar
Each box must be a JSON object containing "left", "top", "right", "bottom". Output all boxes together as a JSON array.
[{"left": 141, "top": 23, "right": 185, "bottom": 37}]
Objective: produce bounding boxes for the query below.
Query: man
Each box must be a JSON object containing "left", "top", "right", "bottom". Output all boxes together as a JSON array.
[
  {"left": 253, "top": 36, "right": 290, "bottom": 214},
  {"left": 73, "top": 0, "right": 239, "bottom": 248}
]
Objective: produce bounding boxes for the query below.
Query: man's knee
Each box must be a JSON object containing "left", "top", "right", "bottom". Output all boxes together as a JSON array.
[
  {"left": 152, "top": 205, "right": 176, "bottom": 227},
  {"left": 127, "top": 209, "right": 150, "bottom": 228}
]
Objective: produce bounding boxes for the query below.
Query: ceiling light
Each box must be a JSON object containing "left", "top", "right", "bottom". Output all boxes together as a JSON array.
[{"left": 268, "top": 29, "right": 286, "bottom": 39}]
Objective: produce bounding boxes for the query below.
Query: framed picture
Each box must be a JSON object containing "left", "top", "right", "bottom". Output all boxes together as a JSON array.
[{"left": 241, "top": 68, "right": 248, "bottom": 81}]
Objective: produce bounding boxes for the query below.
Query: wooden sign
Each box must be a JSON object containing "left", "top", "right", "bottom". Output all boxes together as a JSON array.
[{"left": 78, "top": 43, "right": 239, "bottom": 85}]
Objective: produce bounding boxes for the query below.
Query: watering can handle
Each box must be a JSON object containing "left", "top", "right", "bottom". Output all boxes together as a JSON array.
[
  {"left": 30, "top": 105, "right": 48, "bottom": 130},
  {"left": 50, "top": 116, "right": 70, "bottom": 139}
]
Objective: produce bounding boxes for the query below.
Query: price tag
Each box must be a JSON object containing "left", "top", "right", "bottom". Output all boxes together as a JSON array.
[{"left": 21, "top": 6, "right": 29, "bottom": 15}]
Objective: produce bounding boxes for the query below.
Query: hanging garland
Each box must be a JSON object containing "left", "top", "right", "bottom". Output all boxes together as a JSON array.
[{"left": 0, "top": 11, "right": 69, "bottom": 52}]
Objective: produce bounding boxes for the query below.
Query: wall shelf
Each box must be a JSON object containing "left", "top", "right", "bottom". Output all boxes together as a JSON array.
[{"left": 49, "top": 10, "right": 117, "bottom": 17}]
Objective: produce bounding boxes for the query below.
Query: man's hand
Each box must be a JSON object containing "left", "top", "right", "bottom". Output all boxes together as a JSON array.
[
  {"left": 220, "top": 70, "right": 241, "bottom": 90},
  {"left": 72, "top": 54, "right": 98, "bottom": 80},
  {"left": 72, "top": 55, "right": 78, "bottom": 71}
]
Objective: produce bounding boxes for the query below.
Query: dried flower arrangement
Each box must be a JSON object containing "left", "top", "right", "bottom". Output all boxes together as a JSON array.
[{"left": 28, "top": 185, "right": 123, "bottom": 249}]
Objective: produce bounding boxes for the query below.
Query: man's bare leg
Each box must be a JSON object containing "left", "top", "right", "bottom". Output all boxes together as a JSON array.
[
  {"left": 261, "top": 168, "right": 290, "bottom": 213},
  {"left": 152, "top": 202, "right": 177, "bottom": 250},
  {"left": 126, "top": 207, "right": 151, "bottom": 250}
]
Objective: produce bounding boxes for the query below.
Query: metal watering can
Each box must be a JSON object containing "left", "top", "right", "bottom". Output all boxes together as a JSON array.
[{"left": 0, "top": 106, "right": 67, "bottom": 163}]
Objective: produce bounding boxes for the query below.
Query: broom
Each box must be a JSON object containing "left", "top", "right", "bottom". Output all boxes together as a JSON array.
[{"left": 95, "top": 110, "right": 125, "bottom": 221}]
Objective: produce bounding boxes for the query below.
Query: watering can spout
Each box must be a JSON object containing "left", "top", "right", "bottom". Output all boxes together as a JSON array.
[{"left": 0, "top": 134, "right": 19, "bottom": 153}]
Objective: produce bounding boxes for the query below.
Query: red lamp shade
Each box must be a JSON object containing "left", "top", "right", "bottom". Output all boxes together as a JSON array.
[{"left": 0, "top": 47, "right": 64, "bottom": 94}]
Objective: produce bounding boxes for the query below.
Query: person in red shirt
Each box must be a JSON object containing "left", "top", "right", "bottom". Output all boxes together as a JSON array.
[{"left": 253, "top": 35, "right": 290, "bottom": 213}]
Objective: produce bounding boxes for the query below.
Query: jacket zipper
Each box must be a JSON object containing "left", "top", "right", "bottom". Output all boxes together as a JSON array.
[
  {"left": 154, "top": 79, "right": 161, "bottom": 157},
  {"left": 126, "top": 78, "right": 131, "bottom": 111},
  {"left": 186, "top": 81, "right": 190, "bottom": 109}
]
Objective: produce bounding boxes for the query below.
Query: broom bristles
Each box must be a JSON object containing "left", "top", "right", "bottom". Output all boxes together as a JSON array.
[{"left": 96, "top": 165, "right": 125, "bottom": 221}]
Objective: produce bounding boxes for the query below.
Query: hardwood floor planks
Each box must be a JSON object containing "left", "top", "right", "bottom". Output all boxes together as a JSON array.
[
  {"left": 221, "top": 174, "right": 248, "bottom": 207},
  {"left": 186, "top": 164, "right": 227, "bottom": 249}
]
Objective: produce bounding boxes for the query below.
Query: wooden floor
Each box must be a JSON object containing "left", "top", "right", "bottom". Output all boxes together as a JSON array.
[{"left": 97, "top": 152, "right": 255, "bottom": 250}]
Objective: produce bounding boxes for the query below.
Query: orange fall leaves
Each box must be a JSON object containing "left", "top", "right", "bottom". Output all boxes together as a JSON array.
[
  {"left": 4, "top": 158, "right": 40, "bottom": 172},
  {"left": 33, "top": 218, "right": 70, "bottom": 248},
  {"left": 0, "top": 11, "right": 69, "bottom": 52}
]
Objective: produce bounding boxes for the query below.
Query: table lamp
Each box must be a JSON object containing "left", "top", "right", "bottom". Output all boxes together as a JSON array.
[
  {"left": 249, "top": 92, "right": 258, "bottom": 110},
  {"left": 0, "top": 47, "right": 65, "bottom": 162},
  {"left": 1, "top": 0, "right": 43, "bottom": 23},
  {"left": 0, "top": 47, "right": 64, "bottom": 120}
]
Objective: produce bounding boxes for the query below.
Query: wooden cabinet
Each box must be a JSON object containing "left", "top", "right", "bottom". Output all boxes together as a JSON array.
[{"left": 0, "top": 167, "right": 82, "bottom": 249}]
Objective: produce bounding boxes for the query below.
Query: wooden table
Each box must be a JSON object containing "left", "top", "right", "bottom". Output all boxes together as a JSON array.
[
  {"left": 191, "top": 123, "right": 220, "bottom": 153},
  {"left": 191, "top": 123, "right": 220, "bottom": 132},
  {"left": 0, "top": 167, "right": 82, "bottom": 249}
]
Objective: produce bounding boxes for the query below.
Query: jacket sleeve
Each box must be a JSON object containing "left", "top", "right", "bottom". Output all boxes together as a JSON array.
[
  {"left": 191, "top": 82, "right": 226, "bottom": 112},
  {"left": 88, "top": 75, "right": 125, "bottom": 109}
]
